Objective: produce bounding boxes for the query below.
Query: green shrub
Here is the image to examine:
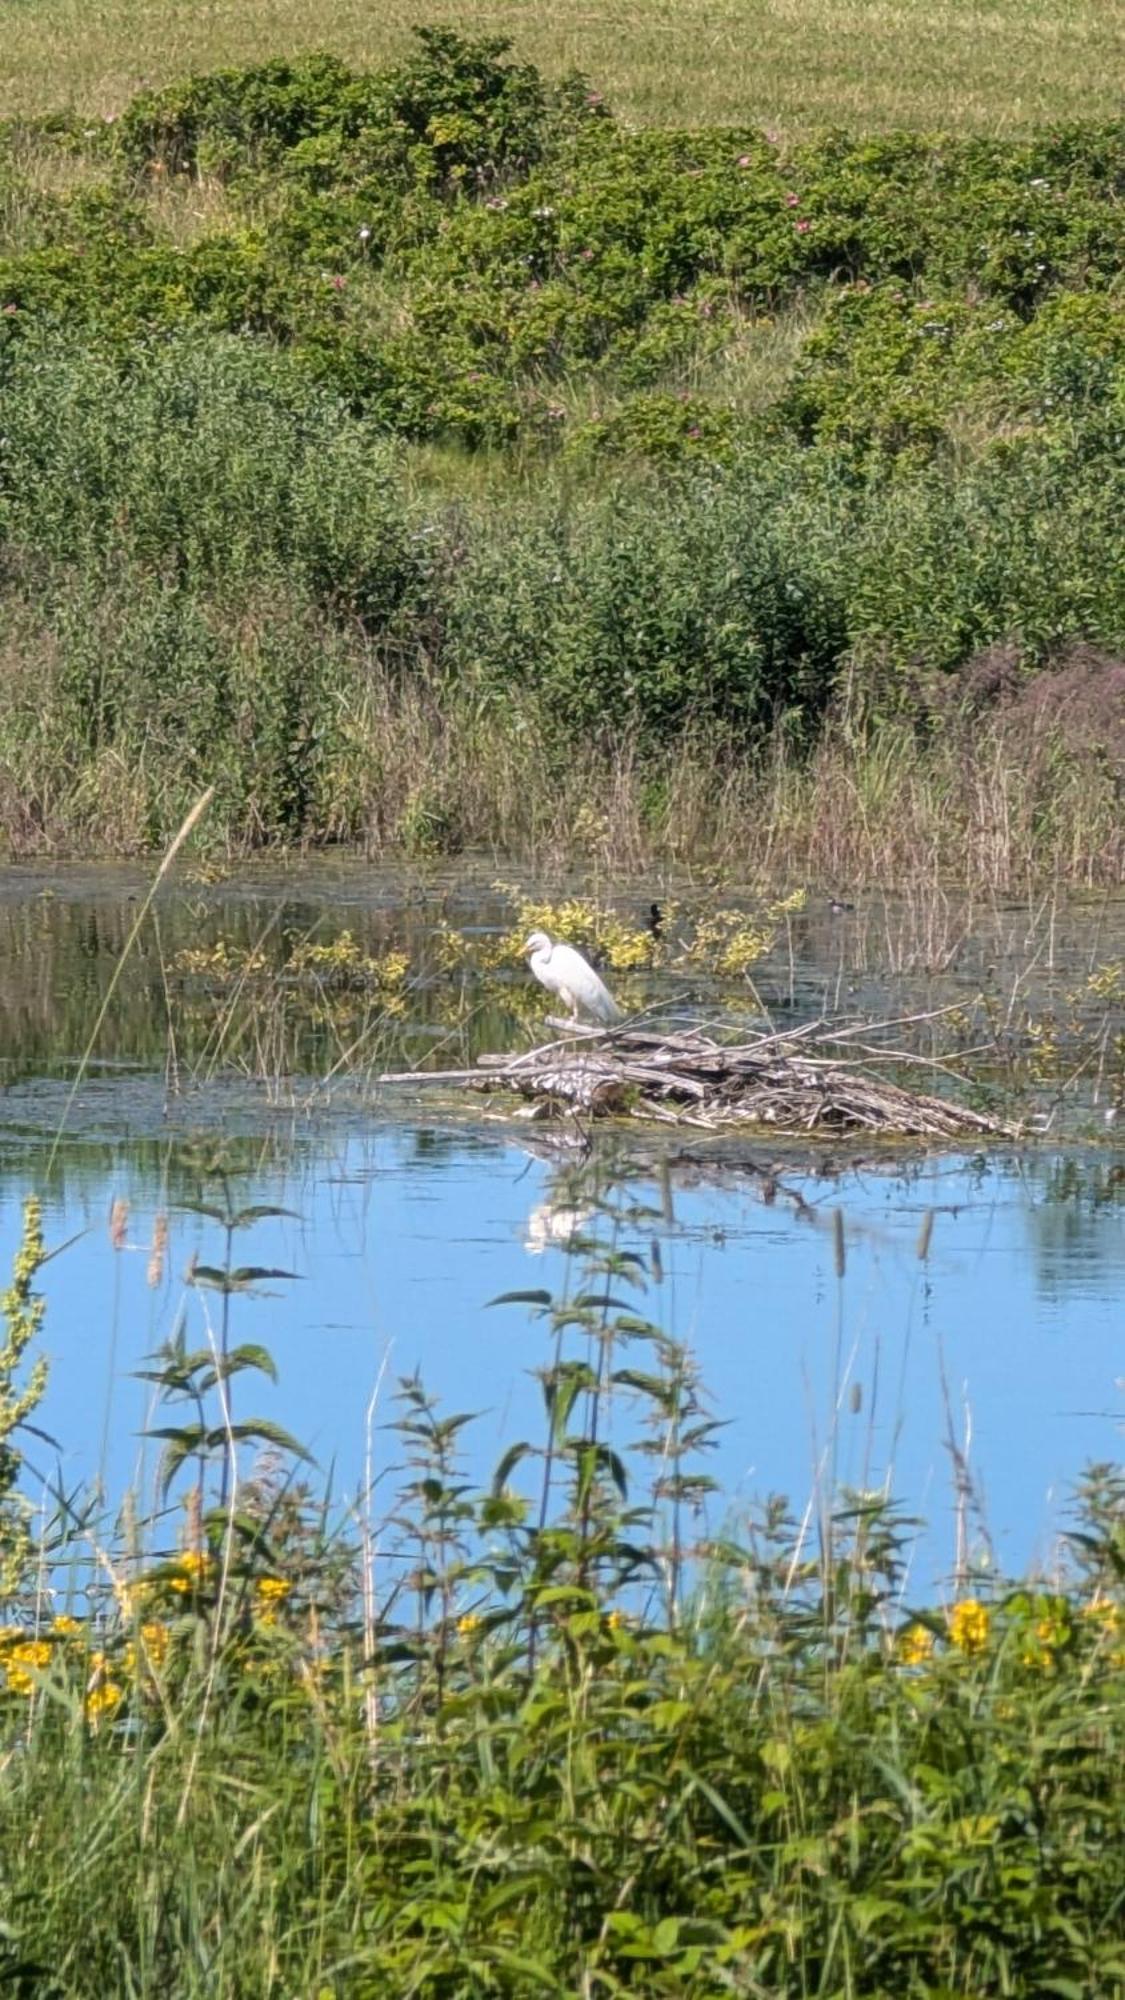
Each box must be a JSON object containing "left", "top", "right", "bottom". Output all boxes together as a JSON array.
[
  {"left": 115, "top": 29, "right": 603, "bottom": 188},
  {"left": 3, "top": 43, "right": 1123, "bottom": 456},
  {"left": 0, "top": 334, "right": 426, "bottom": 625},
  {"left": 0, "top": 40, "right": 1124, "bottom": 847}
]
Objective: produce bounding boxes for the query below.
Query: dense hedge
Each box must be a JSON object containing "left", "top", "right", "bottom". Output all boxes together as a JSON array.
[
  {"left": 1, "top": 333, "right": 1122, "bottom": 843},
  {"left": 2, "top": 33, "right": 1122, "bottom": 454}
]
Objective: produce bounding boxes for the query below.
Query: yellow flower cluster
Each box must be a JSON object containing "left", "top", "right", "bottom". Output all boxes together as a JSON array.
[
  {"left": 169, "top": 1550, "right": 213, "bottom": 1595},
  {"left": 255, "top": 1576, "right": 291, "bottom": 1627},
  {"left": 85, "top": 1680, "right": 123, "bottom": 1725},
  {"left": 948, "top": 1598, "right": 990, "bottom": 1655},
  {"left": 124, "top": 1622, "right": 170, "bottom": 1675},
  {"left": 501, "top": 892, "right": 659, "bottom": 973},
  {"left": 1, "top": 1636, "right": 51, "bottom": 1695},
  {"left": 174, "top": 938, "right": 269, "bottom": 981},
  {"left": 683, "top": 890, "right": 806, "bottom": 977},
  {"left": 898, "top": 1623, "right": 935, "bottom": 1666},
  {"left": 287, "top": 931, "right": 409, "bottom": 990},
  {"left": 456, "top": 1612, "right": 481, "bottom": 1637}
]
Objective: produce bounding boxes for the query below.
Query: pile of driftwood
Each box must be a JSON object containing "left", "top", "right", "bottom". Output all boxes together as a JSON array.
[{"left": 385, "top": 1014, "right": 1011, "bottom": 1139}]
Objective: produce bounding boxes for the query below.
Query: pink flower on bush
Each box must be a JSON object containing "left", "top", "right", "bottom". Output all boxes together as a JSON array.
[
  {"left": 737, "top": 154, "right": 753, "bottom": 168},
  {"left": 795, "top": 218, "right": 811, "bottom": 234},
  {"left": 785, "top": 191, "right": 800, "bottom": 207}
]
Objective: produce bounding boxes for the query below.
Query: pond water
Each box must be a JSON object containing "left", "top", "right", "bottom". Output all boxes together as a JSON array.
[{"left": 1, "top": 862, "right": 1122, "bottom": 1589}]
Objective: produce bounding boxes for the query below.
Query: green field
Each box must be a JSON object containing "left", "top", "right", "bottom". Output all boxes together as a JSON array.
[{"left": 3, "top": 0, "right": 1125, "bottom": 132}]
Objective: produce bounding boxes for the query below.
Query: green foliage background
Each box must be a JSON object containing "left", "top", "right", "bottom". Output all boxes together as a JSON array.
[{"left": 0, "top": 30, "right": 1123, "bottom": 847}]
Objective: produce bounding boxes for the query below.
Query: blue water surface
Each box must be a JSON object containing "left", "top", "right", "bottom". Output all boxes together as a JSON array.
[{"left": 3, "top": 1120, "right": 1121, "bottom": 1589}]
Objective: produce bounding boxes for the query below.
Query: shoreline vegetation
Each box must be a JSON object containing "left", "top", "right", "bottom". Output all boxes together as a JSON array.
[
  {"left": 2, "top": 1172, "right": 1125, "bottom": 1996},
  {"left": 0, "top": 31, "right": 1122, "bottom": 880}
]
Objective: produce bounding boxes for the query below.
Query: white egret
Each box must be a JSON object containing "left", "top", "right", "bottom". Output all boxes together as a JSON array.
[
  {"left": 524, "top": 1200, "right": 593, "bottom": 1254},
  {"left": 523, "top": 930, "right": 623, "bottom": 1025}
]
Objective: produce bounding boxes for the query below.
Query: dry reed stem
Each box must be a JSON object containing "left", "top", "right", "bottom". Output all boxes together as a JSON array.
[{"left": 46, "top": 786, "right": 214, "bottom": 1174}]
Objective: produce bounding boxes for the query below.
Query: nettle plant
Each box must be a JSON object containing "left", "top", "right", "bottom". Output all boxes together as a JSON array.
[
  {"left": 376, "top": 1152, "right": 722, "bottom": 1699},
  {"left": 137, "top": 1160, "right": 315, "bottom": 1607}
]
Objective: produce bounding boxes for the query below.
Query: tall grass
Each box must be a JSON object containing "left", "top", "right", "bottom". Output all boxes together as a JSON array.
[{"left": 2, "top": 1165, "right": 1125, "bottom": 1996}]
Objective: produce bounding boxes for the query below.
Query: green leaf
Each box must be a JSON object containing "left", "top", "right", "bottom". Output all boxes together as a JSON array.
[
  {"left": 686, "top": 1771, "right": 755, "bottom": 1849},
  {"left": 222, "top": 1418, "right": 314, "bottom": 1463},
  {"left": 189, "top": 1264, "right": 301, "bottom": 1292},
  {"left": 491, "top": 1441, "right": 533, "bottom": 1491},
  {"left": 487, "top": 1289, "right": 553, "bottom": 1309},
  {"left": 177, "top": 1201, "right": 230, "bottom": 1225},
  {"left": 229, "top": 1204, "right": 302, "bottom": 1228}
]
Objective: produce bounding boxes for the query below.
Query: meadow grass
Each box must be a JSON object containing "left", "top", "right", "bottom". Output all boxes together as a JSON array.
[{"left": 2, "top": 0, "right": 1124, "bottom": 132}]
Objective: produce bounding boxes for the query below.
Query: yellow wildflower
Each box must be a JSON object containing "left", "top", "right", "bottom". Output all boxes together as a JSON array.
[
  {"left": 456, "top": 1613, "right": 481, "bottom": 1637},
  {"left": 255, "top": 1576, "right": 291, "bottom": 1628},
  {"left": 607, "top": 1609, "right": 626, "bottom": 1632},
  {"left": 898, "top": 1623, "right": 935, "bottom": 1666},
  {"left": 51, "top": 1614, "right": 83, "bottom": 1637},
  {"left": 85, "top": 1681, "right": 123, "bottom": 1726},
  {"left": 1082, "top": 1599, "right": 1122, "bottom": 1637},
  {"left": 948, "top": 1599, "right": 990, "bottom": 1655},
  {"left": 169, "top": 1550, "right": 212, "bottom": 1594},
  {"left": 126, "top": 1621, "right": 170, "bottom": 1676},
  {"left": 3, "top": 1639, "right": 51, "bottom": 1695},
  {"left": 140, "top": 1620, "right": 170, "bottom": 1666}
]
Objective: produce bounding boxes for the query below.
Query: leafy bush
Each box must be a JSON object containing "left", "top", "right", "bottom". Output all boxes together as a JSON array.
[
  {"left": 1, "top": 36, "right": 1124, "bottom": 847},
  {"left": 115, "top": 29, "right": 603, "bottom": 188},
  {"left": 0, "top": 334, "right": 426, "bottom": 624},
  {"left": 2, "top": 42, "right": 1121, "bottom": 454}
]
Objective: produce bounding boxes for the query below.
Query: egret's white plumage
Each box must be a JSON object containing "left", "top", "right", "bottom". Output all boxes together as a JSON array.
[{"left": 523, "top": 930, "right": 623, "bottom": 1025}]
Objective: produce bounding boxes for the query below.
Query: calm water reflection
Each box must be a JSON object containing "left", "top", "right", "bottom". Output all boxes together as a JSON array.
[
  {"left": 1, "top": 1123, "right": 1121, "bottom": 1585},
  {"left": 0, "top": 864, "right": 1121, "bottom": 1585}
]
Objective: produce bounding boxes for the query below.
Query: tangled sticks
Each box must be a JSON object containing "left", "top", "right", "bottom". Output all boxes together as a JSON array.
[{"left": 390, "top": 1015, "right": 1011, "bottom": 1139}]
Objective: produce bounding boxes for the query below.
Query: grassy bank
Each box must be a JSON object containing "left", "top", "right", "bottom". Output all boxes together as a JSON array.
[
  {"left": 2, "top": 1176, "right": 1125, "bottom": 1997},
  {"left": 1, "top": 32, "right": 1123, "bottom": 873}
]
